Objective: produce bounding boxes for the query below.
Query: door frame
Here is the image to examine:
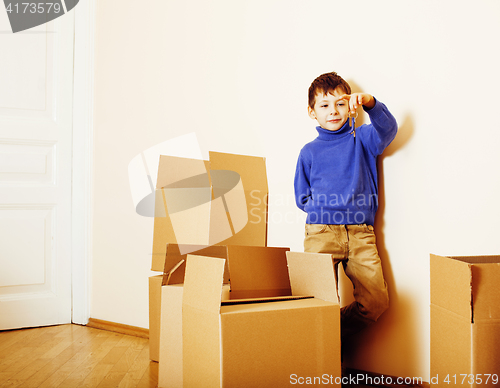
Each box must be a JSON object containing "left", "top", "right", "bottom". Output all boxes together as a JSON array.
[{"left": 71, "top": 0, "right": 96, "bottom": 325}]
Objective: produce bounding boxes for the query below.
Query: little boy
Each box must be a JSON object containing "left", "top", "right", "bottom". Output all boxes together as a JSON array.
[{"left": 294, "top": 72, "right": 397, "bottom": 343}]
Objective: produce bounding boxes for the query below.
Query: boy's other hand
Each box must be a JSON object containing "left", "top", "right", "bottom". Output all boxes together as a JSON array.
[{"left": 338, "top": 93, "right": 375, "bottom": 114}]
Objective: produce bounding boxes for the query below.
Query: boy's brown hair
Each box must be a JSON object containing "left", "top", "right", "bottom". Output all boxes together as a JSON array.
[{"left": 308, "top": 72, "right": 352, "bottom": 109}]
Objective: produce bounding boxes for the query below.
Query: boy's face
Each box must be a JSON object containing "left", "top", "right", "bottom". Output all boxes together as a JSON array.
[{"left": 308, "top": 87, "right": 349, "bottom": 132}]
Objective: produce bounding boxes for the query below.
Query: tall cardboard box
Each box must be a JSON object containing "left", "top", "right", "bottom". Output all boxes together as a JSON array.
[
  {"left": 430, "top": 254, "right": 500, "bottom": 386},
  {"left": 151, "top": 151, "right": 268, "bottom": 272},
  {"left": 149, "top": 150, "right": 269, "bottom": 362},
  {"left": 182, "top": 251, "right": 341, "bottom": 388}
]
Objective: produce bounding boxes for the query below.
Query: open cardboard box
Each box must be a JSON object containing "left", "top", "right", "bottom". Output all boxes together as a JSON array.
[
  {"left": 151, "top": 151, "right": 268, "bottom": 272},
  {"left": 159, "top": 244, "right": 292, "bottom": 299},
  {"left": 182, "top": 251, "right": 341, "bottom": 388},
  {"left": 157, "top": 245, "right": 292, "bottom": 387},
  {"left": 150, "top": 244, "right": 290, "bottom": 363},
  {"left": 430, "top": 254, "right": 500, "bottom": 385}
]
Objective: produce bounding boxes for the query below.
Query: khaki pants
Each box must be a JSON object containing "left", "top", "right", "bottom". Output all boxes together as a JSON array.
[{"left": 304, "top": 224, "right": 389, "bottom": 341}]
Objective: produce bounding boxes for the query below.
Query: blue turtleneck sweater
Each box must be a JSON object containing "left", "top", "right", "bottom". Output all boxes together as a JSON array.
[{"left": 294, "top": 98, "right": 397, "bottom": 225}]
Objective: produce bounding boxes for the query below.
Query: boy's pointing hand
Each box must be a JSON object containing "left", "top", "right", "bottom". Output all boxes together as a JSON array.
[{"left": 338, "top": 93, "right": 375, "bottom": 114}]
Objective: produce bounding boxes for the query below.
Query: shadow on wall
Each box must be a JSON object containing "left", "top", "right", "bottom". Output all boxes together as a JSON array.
[{"left": 339, "top": 80, "right": 417, "bottom": 374}]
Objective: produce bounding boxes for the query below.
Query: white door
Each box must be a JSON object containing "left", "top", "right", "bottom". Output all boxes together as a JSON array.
[{"left": 0, "top": 12, "right": 75, "bottom": 329}]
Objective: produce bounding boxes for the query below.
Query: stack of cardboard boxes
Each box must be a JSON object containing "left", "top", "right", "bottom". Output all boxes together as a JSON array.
[{"left": 148, "top": 152, "right": 341, "bottom": 387}]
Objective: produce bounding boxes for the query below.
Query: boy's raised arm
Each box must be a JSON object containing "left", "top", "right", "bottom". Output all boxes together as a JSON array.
[{"left": 361, "top": 98, "right": 398, "bottom": 156}]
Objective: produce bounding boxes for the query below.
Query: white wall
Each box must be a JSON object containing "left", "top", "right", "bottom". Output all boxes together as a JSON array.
[{"left": 91, "top": 0, "right": 500, "bottom": 380}]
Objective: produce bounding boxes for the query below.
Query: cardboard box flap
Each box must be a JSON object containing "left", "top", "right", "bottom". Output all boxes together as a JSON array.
[
  {"left": 163, "top": 244, "right": 228, "bottom": 273},
  {"left": 210, "top": 169, "right": 242, "bottom": 197},
  {"left": 163, "top": 244, "right": 229, "bottom": 285},
  {"left": 286, "top": 251, "right": 339, "bottom": 304},
  {"left": 226, "top": 246, "right": 291, "bottom": 299},
  {"left": 209, "top": 169, "right": 248, "bottom": 243},
  {"left": 152, "top": 157, "right": 209, "bottom": 271},
  {"left": 431, "top": 254, "right": 500, "bottom": 321},
  {"left": 208, "top": 152, "right": 268, "bottom": 248},
  {"left": 152, "top": 151, "right": 270, "bottom": 272},
  {"left": 151, "top": 190, "right": 176, "bottom": 271},
  {"left": 221, "top": 295, "right": 313, "bottom": 306},
  {"left": 209, "top": 151, "right": 268, "bottom": 191},
  {"left": 451, "top": 255, "right": 500, "bottom": 264},
  {"left": 162, "top": 187, "right": 212, "bottom": 214},
  {"left": 163, "top": 172, "right": 210, "bottom": 189},
  {"left": 471, "top": 262, "right": 500, "bottom": 320},
  {"left": 183, "top": 255, "right": 225, "bottom": 313},
  {"left": 163, "top": 259, "right": 185, "bottom": 286},
  {"left": 430, "top": 254, "right": 473, "bottom": 320},
  {"left": 156, "top": 155, "right": 208, "bottom": 189}
]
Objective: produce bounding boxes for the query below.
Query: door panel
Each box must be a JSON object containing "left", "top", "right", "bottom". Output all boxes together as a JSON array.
[{"left": 0, "top": 11, "right": 74, "bottom": 329}]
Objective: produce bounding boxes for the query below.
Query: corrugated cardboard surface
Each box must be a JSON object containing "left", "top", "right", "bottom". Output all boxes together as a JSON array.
[
  {"left": 430, "top": 254, "right": 500, "bottom": 383},
  {"left": 152, "top": 244, "right": 290, "bottom": 363},
  {"left": 470, "top": 262, "right": 500, "bottom": 320},
  {"left": 287, "top": 251, "right": 339, "bottom": 304},
  {"left": 183, "top": 255, "right": 225, "bottom": 314},
  {"left": 161, "top": 244, "right": 228, "bottom": 285},
  {"left": 431, "top": 254, "right": 500, "bottom": 321},
  {"left": 152, "top": 158, "right": 211, "bottom": 270},
  {"left": 158, "top": 283, "right": 230, "bottom": 385},
  {"left": 161, "top": 244, "right": 290, "bottom": 294},
  {"left": 209, "top": 152, "right": 268, "bottom": 192},
  {"left": 182, "top": 255, "right": 225, "bottom": 388},
  {"left": 182, "top": 254, "right": 341, "bottom": 387},
  {"left": 430, "top": 304, "right": 472, "bottom": 378},
  {"left": 148, "top": 275, "right": 163, "bottom": 362},
  {"left": 472, "top": 318, "right": 500, "bottom": 377},
  {"left": 183, "top": 308, "right": 221, "bottom": 388},
  {"left": 156, "top": 156, "right": 208, "bottom": 189},
  {"left": 220, "top": 299, "right": 340, "bottom": 388},
  {"left": 431, "top": 305, "right": 500, "bottom": 384},
  {"left": 159, "top": 285, "right": 183, "bottom": 388},
  {"left": 430, "top": 254, "right": 473, "bottom": 320},
  {"left": 167, "top": 192, "right": 211, "bottom": 245},
  {"left": 152, "top": 189, "right": 177, "bottom": 271},
  {"left": 151, "top": 153, "right": 269, "bottom": 272},
  {"left": 226, "top": 246, "right": 291, "bottom": 299},
  {"left": 209, "top": 151, "right": 268, "bottom": 248}
]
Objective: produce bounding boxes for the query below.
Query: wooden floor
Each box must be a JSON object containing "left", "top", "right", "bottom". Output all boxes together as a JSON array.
[
  {"left": 0, "top": 324, "right": 424, "bottom": 388},
  {"left": 0, "top": 324, "right": 157, "bottom": 388}
]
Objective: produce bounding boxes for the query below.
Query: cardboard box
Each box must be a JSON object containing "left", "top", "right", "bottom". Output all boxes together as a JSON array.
[
  {"left": 152, "top": 245, "right": 290, "bottom": 361},
  {"left": 151, "top": 243, "right": 288, "bottom": 362},
  {"left": 151, "top": 152, "right": 268, "bottom": 271},
  {"left": 182, "top": 251, "right": 341, "bottom": 388},
  {"left": 430, "top": 254, "right": 500, "bottom": 385},
  {"left": 157, "top": 245, "right": 289, "bottom": 387}
]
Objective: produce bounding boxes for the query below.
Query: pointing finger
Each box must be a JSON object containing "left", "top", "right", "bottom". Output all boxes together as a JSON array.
[{"left": 336, "top": 94, "right": 351, "bottom": 102}]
